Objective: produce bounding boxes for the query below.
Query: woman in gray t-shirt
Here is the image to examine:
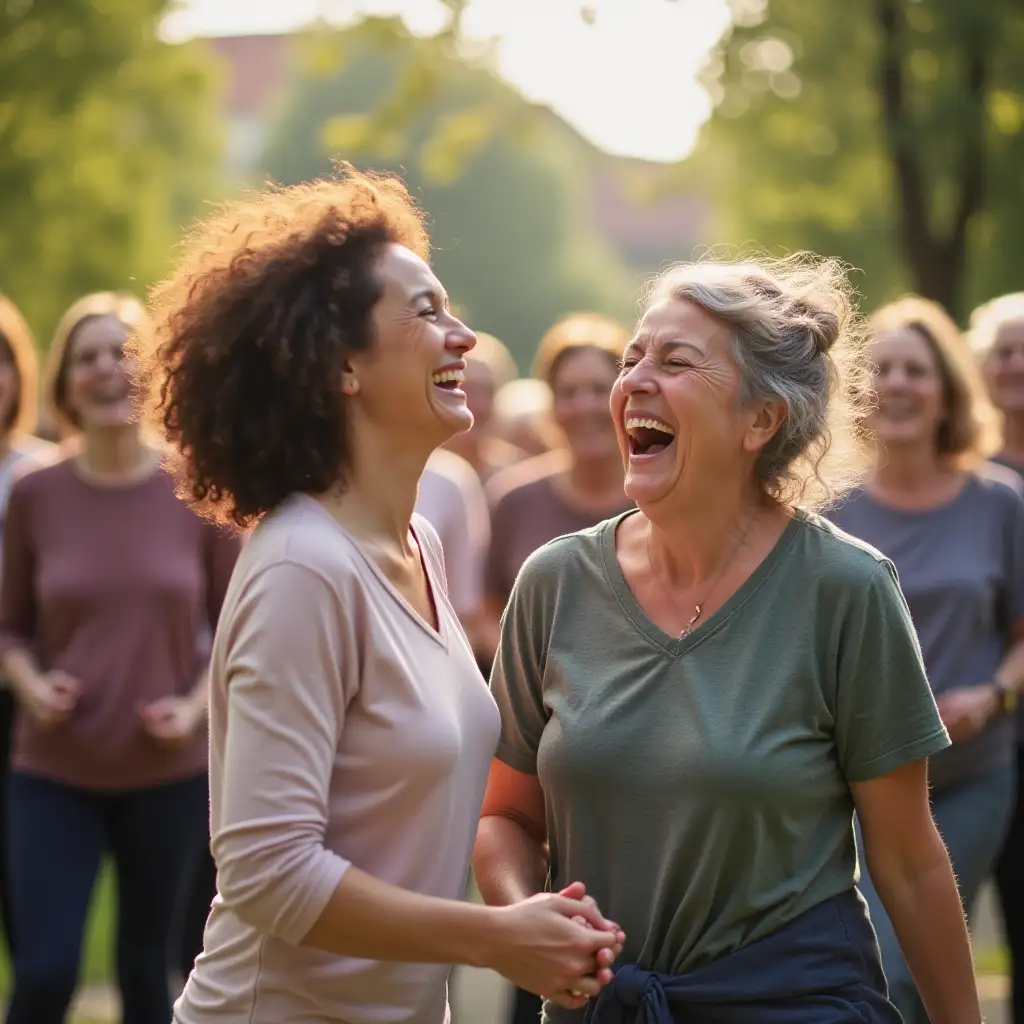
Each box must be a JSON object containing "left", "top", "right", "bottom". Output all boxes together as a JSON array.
[
  {"left": 476, "top": 257, "right": 983, "bottom": 1023},
  {"left": 829, "top": 294, "right": 1024, "bottom": 1024}
]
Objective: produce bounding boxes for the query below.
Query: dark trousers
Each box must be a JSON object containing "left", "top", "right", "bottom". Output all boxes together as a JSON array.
[
  {"left": 5, "top": 771, "right": 208, "bottom": 1024},
  {"left": 996, "top": 746, "right": 1024, "bottom": 1024},
  {"left": 0, "top": 690, "right": 16, "bottom": 956},
  {"left": 510, "top": 987, "right": 543, "bottom": 1023},
  {"left": 173, "top": 833, "right": 217, "bottom": 980}
]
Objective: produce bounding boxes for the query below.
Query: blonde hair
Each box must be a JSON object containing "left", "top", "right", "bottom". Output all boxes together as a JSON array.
[
  {"left": 0, "top": 295, "right": 40, "bottom": 435},
  {"left": 531, "top": 312, "right": 630, "bottom": 388},
  {"left": 969, "top": 292, "right": 1024, "bottom": 358},
  {"left": 646, "top": 252, "right": 872, "bottom": 509},
  {"left": 870, "top": 294, "right": 1000, "bottom": 462},
  {"left": 45, "top": 291, "right": 149, "bottom": 433}
]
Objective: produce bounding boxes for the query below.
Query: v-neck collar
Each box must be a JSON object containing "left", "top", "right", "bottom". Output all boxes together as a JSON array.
[
  {"left": 599, "top": 507, "right": 802, "bottom": 657},
  {"left": 296, "top": 495, "right": 449, "bottom": 650}
]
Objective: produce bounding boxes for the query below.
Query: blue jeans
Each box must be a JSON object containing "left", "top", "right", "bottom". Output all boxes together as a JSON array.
[
  {"left": 4, "top": 771, "right": 209, "bottom": 1024},
  {"left": 856, "top": 765, "right": 1016, "bottom": 1024}
]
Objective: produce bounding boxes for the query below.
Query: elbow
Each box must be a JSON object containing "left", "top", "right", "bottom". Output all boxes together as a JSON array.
[{"left": 213, "top": 834, "right": 349, "bottom": 945}]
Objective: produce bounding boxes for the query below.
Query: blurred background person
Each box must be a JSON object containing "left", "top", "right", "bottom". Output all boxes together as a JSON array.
[
  {"left": 0, "top": 295, "right": 57, "bottom": 960},
  {"left": 484, "top": 313, "right": 633, "bottom": 632},
  {"left": 443, "top": 331, "right": 526, "bottom": 483},
  {"left": 828, "top": 295, "right": 1024, "bottom": 1024},
  {"left": 483, "top": 312, "right": 633, "bottom": 1024},
  {"left": 416, "top": 447, "right": 491, "bottom": 665},
  {"left": 491, "top": 377, "right": 557, "bottom": 461},
  {"left": 973, "top": 292, "right": 1024, "bottom": 1024},
  {"left": 0, "top": 292, "right": 240, "bottom": 1024}
]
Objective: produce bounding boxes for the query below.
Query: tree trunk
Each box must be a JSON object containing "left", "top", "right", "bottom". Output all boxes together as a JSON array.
[{"left": 874, "top": 0, "right": 988, "bottom": 318}]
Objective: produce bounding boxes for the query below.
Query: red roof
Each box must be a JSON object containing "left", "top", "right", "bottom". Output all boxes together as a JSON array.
[{"left": 206, "top": 33, "right": 292, "bottom": 115}]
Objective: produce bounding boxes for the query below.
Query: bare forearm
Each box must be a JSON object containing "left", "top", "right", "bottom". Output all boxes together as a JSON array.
[
  {"left": 301, "top": 863, "right": 499, "bottom": 967},
  {"left": 474, "top": 815, "right": 548, "bottom": 906},
  {"left": 1, "top": 648, "right": 40, "bottom": 697},
  {"left": 870, "top": 842, "right": 981, "bottom": 1024}
]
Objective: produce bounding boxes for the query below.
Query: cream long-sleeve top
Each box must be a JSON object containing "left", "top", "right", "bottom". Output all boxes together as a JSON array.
[{"left": 174, "top": 495, "right": 501, "bottom": 1024}]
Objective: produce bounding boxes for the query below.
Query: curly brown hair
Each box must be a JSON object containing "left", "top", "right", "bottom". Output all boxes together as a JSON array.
[{"left": 131, "top": 167, "right": 429, "bottom": 528}]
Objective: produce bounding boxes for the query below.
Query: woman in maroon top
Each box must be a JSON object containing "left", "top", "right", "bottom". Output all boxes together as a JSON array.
[{"left": 0, "top": 292, "right": 241, "bottom": 1024}]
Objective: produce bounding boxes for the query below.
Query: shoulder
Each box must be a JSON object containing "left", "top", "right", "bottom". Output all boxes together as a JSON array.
[
  {"left": 977, "top": 459, "right": 1024, "bottom": 497},
  {"left": 486, "top": 450, "right": 566, "bottom": 511},
  {"left": 966, "top": 469, "right": 1024, "bottom": 514},
  {"left": 8, "top": 453, "right": 76, "bottom": 501},
  {"left": 241, "top": 496, "right": 367, "bottom": 593},
  {"left": 791, "top": 508, "right": 896, "bottom": 593},
  {"left": 512, "top": 513, "right": 616, "bottom": 596},
  {"left": 424, "top": 448, "right": 481, "bottom": 493}
]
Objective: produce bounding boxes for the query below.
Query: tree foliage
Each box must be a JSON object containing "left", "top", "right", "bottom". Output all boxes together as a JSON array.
[
  {"left": 262, "top": 18, "right": 638, "bottom": 369},
  {"left": 686, "top": 0, "right": 1024, "bottom": 318},
  {"left": 0, "top": 0, "right": 222, "bottom": 342}
]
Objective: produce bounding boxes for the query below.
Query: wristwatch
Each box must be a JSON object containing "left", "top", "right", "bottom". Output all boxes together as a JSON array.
[{"left": 992, "top": 679, "right": 1019, "bottom": 716}]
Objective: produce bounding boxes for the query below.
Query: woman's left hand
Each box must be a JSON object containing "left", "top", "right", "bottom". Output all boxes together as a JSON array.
[
  {"left": 935, "top": 686, "right": 999, "bottom": 743},
  {"left": 138, "top": 694, "right": 206, "bottom": 747}
]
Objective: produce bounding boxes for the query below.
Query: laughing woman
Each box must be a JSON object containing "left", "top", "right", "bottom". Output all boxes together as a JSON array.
[
  {"left": 474, "top": 255, "right": 983, "bottom": 1023},
  {"left": 132, "top": 168, "right": 622, "bottom": 1024}
]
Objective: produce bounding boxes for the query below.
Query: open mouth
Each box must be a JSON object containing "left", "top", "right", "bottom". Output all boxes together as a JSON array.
[
  {"left": 431, "top": 368, "right": 466, "bottom": 392},
  {"left": 625, "top": 416, "right": 677, "bottom": 457}
]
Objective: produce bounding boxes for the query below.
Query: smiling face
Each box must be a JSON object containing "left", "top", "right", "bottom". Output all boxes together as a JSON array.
[
  {"left": 869, "top": 326, "right": 946, "bottom": 450},
  {"left": 610, "top": 298, "right": 781, "bottom": 509},
  {"left": 551, "top": 346, "right": 620, "bottom": 463},
  {"left": 62, "top": 315, "right": 138, "bottom": 432},
  {"left": 983, "top": 318, "right": 1024, "bottom": 415},
  {"left": 344, "top": 244, "right": 476, "bottom": 453}
]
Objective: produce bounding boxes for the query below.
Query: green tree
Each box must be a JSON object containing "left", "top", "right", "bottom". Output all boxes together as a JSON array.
[
  {"left": 0, "top": 0, "right": 223, "bottom": 343},
  {"left": 261, "top": 19, "right": 638, "bottom": 368},
  {"left": 684, "top": 0, "right": 1024, "bottom": 318}
]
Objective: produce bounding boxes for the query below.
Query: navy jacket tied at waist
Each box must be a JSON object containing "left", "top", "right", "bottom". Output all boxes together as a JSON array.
[{"left": 583, "top": 888, "right": 901, "bottom": 1024}]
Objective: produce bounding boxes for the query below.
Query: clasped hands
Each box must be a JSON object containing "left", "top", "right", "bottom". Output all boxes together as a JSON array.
[{"left": 496, "top": 880, "right": 624, "bottom": 1011}]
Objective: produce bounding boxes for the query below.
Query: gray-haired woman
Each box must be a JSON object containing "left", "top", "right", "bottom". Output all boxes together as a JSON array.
[{"left": 473, "top": 255, "right": 982, "bottom": 1023}]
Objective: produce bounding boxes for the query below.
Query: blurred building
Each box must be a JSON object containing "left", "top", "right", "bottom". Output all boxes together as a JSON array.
[{"left": 206, "top": 32, "right": 706, "bottom": 274}]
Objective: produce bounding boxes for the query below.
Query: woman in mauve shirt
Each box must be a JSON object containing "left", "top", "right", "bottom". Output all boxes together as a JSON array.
[
  {"left": 0, "top": 291, "right": 241, "bottom": 1024},
  {"left": 132, "top": 166, "right": 622, "bottom": 1024}
]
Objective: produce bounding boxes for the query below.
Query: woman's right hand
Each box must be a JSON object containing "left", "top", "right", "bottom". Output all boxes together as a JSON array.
[
  {"left": 19, "top": 670, "right": 81, "bottom": 728},
  {"left": 485, "top": 890, "right": 624, "bottom": 1009}
]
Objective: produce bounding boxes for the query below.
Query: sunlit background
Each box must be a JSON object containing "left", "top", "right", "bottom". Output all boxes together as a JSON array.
[{"left": 1, "top": 1, "right": 1023, "bottom": 1020}]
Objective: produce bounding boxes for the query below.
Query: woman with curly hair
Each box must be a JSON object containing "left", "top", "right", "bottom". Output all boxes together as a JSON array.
[
  {"left": 132, "top": 166, "right": 622, "bottom": 1024},
  {"left": 0, "top": 291, "right": 241, "bottom": 1024},
  {"left": 0, "top": 295, "right": 56, "bottom": 957},
  {"left": 475, "top": 257, "right": 981, "bottom": 1023}
]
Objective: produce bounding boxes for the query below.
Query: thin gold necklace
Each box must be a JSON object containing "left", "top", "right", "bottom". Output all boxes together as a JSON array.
[{"left": 645, "top": 511, "right": 757, "bottom": 639}]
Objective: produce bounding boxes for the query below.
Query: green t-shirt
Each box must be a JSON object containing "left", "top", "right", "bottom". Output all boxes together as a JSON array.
[{"left": 492, "top": 508, "right": 949, "bottom": 1019}]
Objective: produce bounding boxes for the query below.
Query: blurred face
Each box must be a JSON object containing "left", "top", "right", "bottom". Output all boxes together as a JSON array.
[
  {"left": 551, "top": 347, "right": 619, "bottom": 463},
  {"left": 869, "top": 327, "right": 945, "bottom": 449},
  {"left": 346, "top": 244, "right": 476, "bottom": 450},
  {"left": 611, "top": 298, "right": 777, "bottom": 508},
  {"left": 0, "top": 338, "right": 19, "bottom": 436},
  {"left": 64, "top": 316, "right": 137, "bottom": 431},
  {"left": 462, "top": 358, "right": 496, "bottom": 431},
  {"left": 984, "top": 319, "right": 1024, "bottom": 415}
]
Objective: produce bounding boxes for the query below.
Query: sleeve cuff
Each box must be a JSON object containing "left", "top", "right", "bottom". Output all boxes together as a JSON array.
[{"left": 844, "top": 726, "right": 952, "bottom": 783}]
